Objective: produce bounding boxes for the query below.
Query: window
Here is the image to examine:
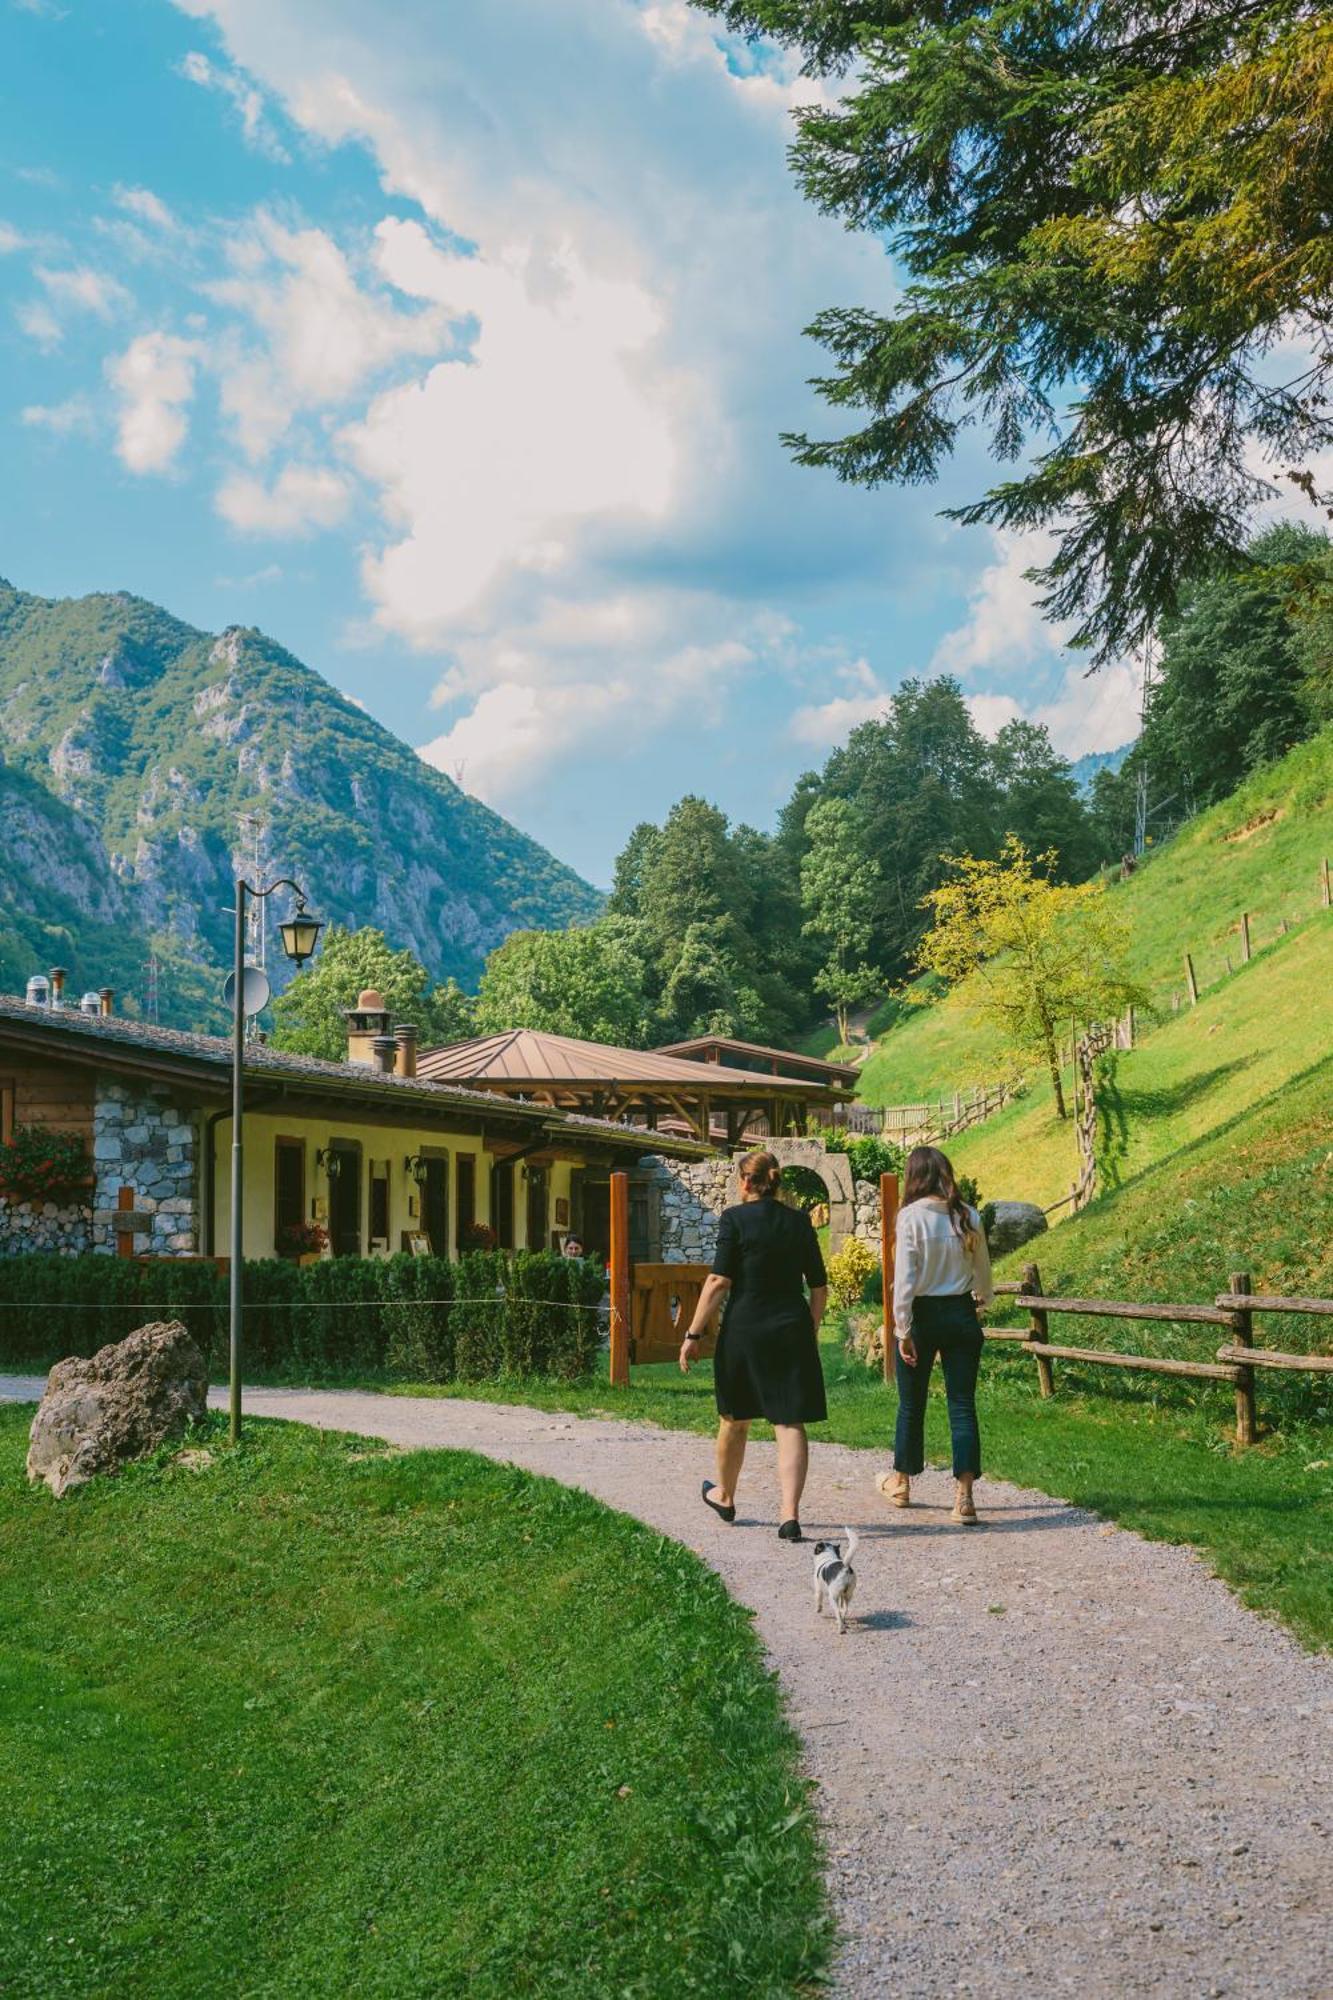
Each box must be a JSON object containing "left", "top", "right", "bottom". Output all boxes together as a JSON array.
[
  {"left": 274, "top": 1138, "right": 304, "bottom": 1243},
  {"left": 455, "top": 1154, "right": 476, "bottom": 1251},
  {"left": 369, "top": 1161, "right": 390, "bottom": 1247},
  {"left": 494, "top": 1161, "right": 514, "bottom": 1250}
]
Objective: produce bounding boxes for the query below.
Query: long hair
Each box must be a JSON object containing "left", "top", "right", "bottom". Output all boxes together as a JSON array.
[
  {"left": 903, "top": 1145, "right": 975, "bottom": 1243},
  {"left": 738, "top": 1148, "right": 782, "bottom": 1199}
]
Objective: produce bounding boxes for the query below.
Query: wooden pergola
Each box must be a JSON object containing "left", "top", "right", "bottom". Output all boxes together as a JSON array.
[{"left": 416, "top": 1028, "right": 853, "bottom": 1146}]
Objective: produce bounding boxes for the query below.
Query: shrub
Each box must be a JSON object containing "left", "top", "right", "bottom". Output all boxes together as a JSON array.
[
  {"left": 826, "top": 1237, "right": 879, "bottom": 1310},
  {"left": 0, "top": 1248, "right": 596, "bottom": 1382}
]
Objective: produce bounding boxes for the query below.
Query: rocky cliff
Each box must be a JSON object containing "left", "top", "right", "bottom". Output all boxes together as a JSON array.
[{"left": 0, "top": 580, "right": 599, "bottom": 1028}]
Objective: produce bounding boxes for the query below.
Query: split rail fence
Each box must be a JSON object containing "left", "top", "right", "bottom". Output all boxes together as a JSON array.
[
  {"left": 835, "top": 1077, "right": 1024, "bottom": 1145},
  {"left": 989, "top": 1263, "right": 1333, "bottom": 1444}
]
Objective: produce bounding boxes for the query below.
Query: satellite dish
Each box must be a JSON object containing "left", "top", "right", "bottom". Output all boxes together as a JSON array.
[{"left": 222, "top": 965, "right": 272, "bottom": 1017}]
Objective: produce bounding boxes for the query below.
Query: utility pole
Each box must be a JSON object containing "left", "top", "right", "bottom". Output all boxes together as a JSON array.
[{"left": 1133, "top": 635, "right": 1156, "bottom": 859}]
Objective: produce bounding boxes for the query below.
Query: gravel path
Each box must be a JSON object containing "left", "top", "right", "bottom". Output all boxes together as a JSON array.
[{"left": 5, "top": 1375, "right": 1332, "bottom": 1997}]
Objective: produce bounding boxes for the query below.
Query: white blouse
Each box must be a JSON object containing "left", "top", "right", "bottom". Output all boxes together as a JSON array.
[{"left": 893, "top": 1196, "right": 994, "bottom": 1338}]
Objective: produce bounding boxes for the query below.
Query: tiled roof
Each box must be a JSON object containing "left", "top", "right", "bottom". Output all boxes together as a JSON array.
[
  {"left": 0, "top": 996, "right": 711, "bottom": 1158},
  {"left": 418, "top": 1026, "right": 836, "bottom": 1093}
]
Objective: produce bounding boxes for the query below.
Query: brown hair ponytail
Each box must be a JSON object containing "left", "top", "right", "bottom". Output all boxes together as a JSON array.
[
  {"left": 903, "top": 1145, "right": 976, "bottom": 1242},
  {"left": 738, "top": 1148, "right": 782, "bottom": 1199}
]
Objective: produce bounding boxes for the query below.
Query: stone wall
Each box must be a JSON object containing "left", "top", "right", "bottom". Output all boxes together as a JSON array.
[
  {"left": 643, "top": 1155, "right": 732, "bottom": 1264},
  {"left": 91, "top": 1081, "right": 200, "bottom": 1256},
  {"left": 0, "top": 1196, "right": 93, "bottom": 1257},
  {"left": 647, "top": 1154, "right": 887, "bottom": 1264}
]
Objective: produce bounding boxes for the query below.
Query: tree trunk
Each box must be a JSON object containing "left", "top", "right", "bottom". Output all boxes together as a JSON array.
[
  {"left": 1046, "top": 1037, "right": 1067, "bottom": 1119},
  {"left": 835, "top": 1001, "right": 850, "bottom": 1044}
]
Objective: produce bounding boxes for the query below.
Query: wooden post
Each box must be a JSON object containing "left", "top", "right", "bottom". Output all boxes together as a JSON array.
[
  {"left": 608, "top": 1170, "right": 630, "bottom": 1388},
  {"left": 1322, "top": 857, "right": 1331, "bottom": 909},
  {"left": 1229, "top": 1269, "right": 1257, "bottom": 1447},
  {"left": 1240, "top": 911, "right": 1252, "bottom": 964},
  {"left": 879, "top": 1170, "right": 900, "bottom": 1384},
  {"left": 1183, "top": 953, "right": 1199, "bottom": 1005},
  {"left": 1024, "top": 1260, "right": 1055, "bottom": 1398},
  {"left": 116, "top": 1184, "right": 137, "bottom": 1260}
]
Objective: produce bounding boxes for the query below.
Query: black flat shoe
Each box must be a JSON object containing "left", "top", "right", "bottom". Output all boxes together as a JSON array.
[
  {"left": 777, "top": 1519, "right": 803, "bottom": 1543},
  {"left": 702, "top": 1480, "right": 736, "bottom": 1524}
]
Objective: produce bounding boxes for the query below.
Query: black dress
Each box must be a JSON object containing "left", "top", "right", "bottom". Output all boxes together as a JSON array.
[{"left": 710, "top": 1199, "right": 828, "bottom": 1425}]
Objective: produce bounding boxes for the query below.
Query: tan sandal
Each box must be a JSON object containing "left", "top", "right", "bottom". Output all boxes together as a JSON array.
[
  {"left": 952, "top": 1486, "right": 978, "bottom": 1525},
  {"left": 879, "top": 1472, "right": 911, "bottom": 1508}
]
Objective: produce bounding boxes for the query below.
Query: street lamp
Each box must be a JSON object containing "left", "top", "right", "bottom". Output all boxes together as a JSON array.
[{"left": 228, "top": 877, "right": 323, "bottom": 1444}]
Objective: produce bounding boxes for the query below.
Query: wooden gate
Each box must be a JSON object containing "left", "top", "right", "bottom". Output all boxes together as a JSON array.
[{"left": 629, "top": 1264, "right": 720, "bottom": 1365}]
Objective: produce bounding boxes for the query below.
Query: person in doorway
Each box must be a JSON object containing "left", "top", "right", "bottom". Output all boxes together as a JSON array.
[
  {"left": 882, "top": 1145, "right": 994, "bottom": 1524},
  {"left": 561, "top": 1233, "right": 585, "bottom": 1259},
  {"left": 679, "top": 1148, "right": 829, "bottom": 1542}
]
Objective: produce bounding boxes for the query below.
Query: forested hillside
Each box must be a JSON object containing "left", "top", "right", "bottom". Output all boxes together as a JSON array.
[{"left": 0, "top": 580, "right": 599, "bottom": 1027}]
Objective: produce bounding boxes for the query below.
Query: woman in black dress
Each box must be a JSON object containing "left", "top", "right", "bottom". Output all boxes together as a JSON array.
[{"left": 679, "top": 1149, "right": 829, "bottom": 1542}]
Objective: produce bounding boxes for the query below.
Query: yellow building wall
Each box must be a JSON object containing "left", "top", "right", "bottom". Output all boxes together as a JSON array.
[{"left": 210, "top": 1112, "right": 579, "bottom": 1259}]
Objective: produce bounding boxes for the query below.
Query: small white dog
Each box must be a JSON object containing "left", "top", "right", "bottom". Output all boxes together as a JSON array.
[{"left": 812, "top": 1527, "right": 859, "bottom": 1634}]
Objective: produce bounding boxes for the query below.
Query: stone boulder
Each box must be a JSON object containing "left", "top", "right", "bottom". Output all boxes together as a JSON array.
[
  {"left": 27, "top": 1320, "right": 208, "bottom": 1498},
  {"left": 983, "top": 1200, "right": 1049, "bottom": 1260}
]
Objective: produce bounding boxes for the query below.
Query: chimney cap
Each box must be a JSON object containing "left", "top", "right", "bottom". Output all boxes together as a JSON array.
[{"left": 356, "top": 988, "right": 386, "bottom": 1011}]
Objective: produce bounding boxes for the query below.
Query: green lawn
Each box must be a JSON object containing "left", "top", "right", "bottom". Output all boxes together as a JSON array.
[{"left": 1, "top": 1410, "right": 826, "bottom": 1999}]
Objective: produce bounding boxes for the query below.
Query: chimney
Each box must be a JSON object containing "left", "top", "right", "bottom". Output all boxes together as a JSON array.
[
  {"left": 370, "top": 1034, "right": 397, "bottom": 1076},
  {"left": 99, "top": 989, "right": 115, "bottom": 1018},
  {"left": 79, "top": 991, "right": 102, "bottom": 1017},
  {"left": 344, "top": 988, "right": 392, "bottom": 1067},
  {"left": 394, "top": 1023, "right": 419, "bottom": 1079},
  {"left": 49, "top": 966, "right": 67, "bottom": 1009},
  {"left": 25, "top": 974, "right": 50, "bottom": 1009}
]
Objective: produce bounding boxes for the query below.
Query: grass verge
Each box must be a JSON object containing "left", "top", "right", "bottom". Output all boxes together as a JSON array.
[{"left": 1, "top": 1409, "right": 827, "bottom": 1999}]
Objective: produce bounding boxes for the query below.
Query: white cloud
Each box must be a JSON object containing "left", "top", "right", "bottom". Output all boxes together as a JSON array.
[
  {"left": 35, "top": 263, "right": 131, "bottom": 318},
  {"left": 15, "top": 299, "right": 62, "bottom": 348},
  {"left": 966, "top": 692, "right": 1023, "bottom": 740},
  {"left": 344, "top": 219, "right": 675, "bottom": 635},
  {"left": 20, "top": 395, "right": 93, "bottom": 436},
  {"left": 106, "top": 332, "right": 201, "bottom": 473},
  {"left": 163, "top": 0, "right": 898, "bottom": 799},
  {"left": 178, "top": 49, "right": 291, "bottom": 161},
  {"left": 114, "top": 186, "right": 177, "bottom": 231},
  {"left": 206, "top": 211, "right": 448, "bottom": 460},
  {"left": 216, "top": 461, "right": 351, "bottom": 535},
  {"left": 0, "top": 222, "right": 27, "bottom": 254},
  {"left": 930, "top": 528, "right": 1061, "bottom": 681}
]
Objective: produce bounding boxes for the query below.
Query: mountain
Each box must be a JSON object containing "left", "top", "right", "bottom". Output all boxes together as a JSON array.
[
  {"left": 1069, "top": 742, "right": 1133, "bottom": 794},
  {"left": 0, "top": 579, "right": 600, "bottom": 1029}
]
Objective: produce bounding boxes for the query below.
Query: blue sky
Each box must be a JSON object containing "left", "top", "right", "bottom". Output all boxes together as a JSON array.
[{"left": 0, "top": 0, "right": 1142, "bottom": 886}]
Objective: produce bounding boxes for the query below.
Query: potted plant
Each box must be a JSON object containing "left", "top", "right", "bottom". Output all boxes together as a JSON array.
[
  {"left": 459, "top": 1220, "right": 498, "bottom": 1252},
  {"left": 276, "top": 1218, "right": 328, "bottom": 1265},
  {"left": 0, "top": 1124, "right": 93, "bottom": 1206}
]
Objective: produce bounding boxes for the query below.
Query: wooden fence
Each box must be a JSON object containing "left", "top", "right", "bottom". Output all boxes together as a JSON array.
[
  {"left": 1167, "top": 858, "right": 1330, "bottom": 1015},
  {"left": 988, "top": 1262, "right": 1333, "bottom": 1443},
  {"left": 835, "top": 1077, "right": 1024, "bottom": 1145}
]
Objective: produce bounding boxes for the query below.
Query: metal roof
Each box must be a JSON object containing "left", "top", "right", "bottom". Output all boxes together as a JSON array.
[
  {"left": 653, "top": 1033, "right": 861, "bottom": 1083},
  {"left": 0, "top": 997, "right": 711, "bottom": 1159},
  {"left": 417, "top": 1027, "right": 837, "bottom": 1094}
]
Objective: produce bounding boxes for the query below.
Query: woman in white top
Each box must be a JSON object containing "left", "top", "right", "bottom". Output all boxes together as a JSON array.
[{"left": 882, "top": 1145, "right": 993, "bottom": 1524}]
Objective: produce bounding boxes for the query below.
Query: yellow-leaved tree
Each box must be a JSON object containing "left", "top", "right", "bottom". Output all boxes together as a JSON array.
[{"left": 916, "top": 839, "right": 1143, "bottom": 1120}]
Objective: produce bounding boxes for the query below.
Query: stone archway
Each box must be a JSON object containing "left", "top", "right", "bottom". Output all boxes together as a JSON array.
[{"left": 728, "top": 1137, "right": 857, "bottom": 1254}]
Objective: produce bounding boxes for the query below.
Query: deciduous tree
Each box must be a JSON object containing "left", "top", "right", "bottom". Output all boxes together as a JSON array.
[
  {"left": 800, "top": 797, "right": 881, "bottom": 1042},
  {"left": 916, "top": 838, "right": 1142, "bottom": 1117},
  {"left": 474, "top": 919, "right": 653, "bottom": 1046},
  {"left": 271, "top": 926, "right": 475, "bottom": 1060}
]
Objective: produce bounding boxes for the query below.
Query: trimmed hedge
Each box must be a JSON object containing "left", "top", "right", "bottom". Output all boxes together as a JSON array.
[{"left": 0, "top": 1250, "right": 606, "bottom": 1383}]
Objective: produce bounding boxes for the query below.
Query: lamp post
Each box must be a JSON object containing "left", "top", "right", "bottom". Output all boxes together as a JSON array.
[{"left": 228, "top": 876, "right": 323, "bottom": 1443}]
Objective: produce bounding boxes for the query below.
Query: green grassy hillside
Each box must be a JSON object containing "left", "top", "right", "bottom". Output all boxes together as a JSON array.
[{"left": 849, "top": 726, "right": 1333, "bottom": 1218}]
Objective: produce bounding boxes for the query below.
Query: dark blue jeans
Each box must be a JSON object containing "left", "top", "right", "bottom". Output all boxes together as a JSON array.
[{"left": 893, "top": 1294, "right": 983, "bottom": 1478}]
